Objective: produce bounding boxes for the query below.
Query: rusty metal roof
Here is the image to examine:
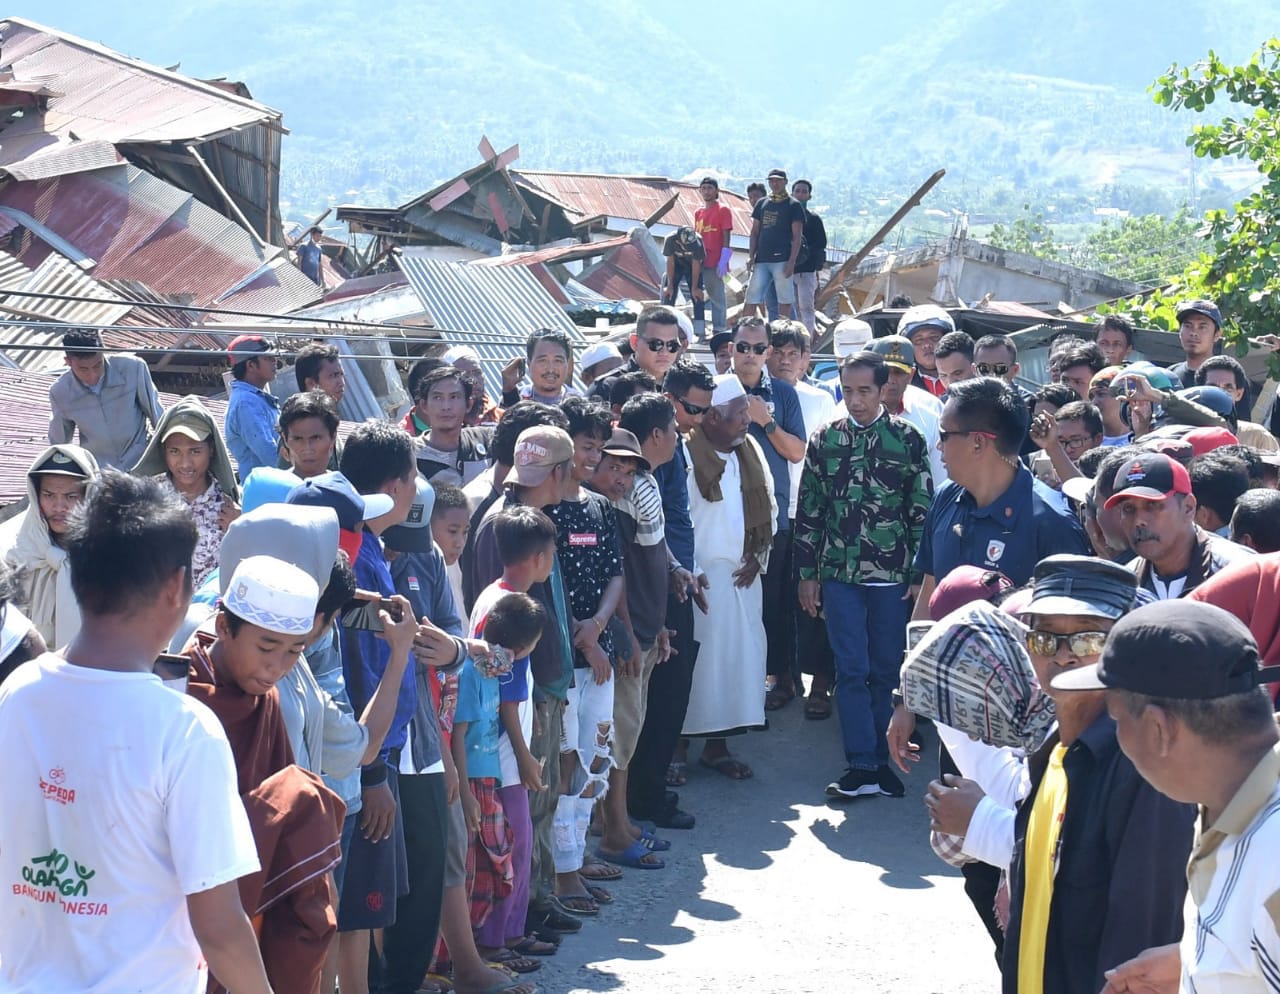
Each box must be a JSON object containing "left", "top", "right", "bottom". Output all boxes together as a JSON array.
[
  {"left": 0, "top": 164, "right": 320, "bottom": 313},
  {"left": 514, "top": 170, "right": 755, "bottom": 236},
  {"left": 472, "top": 233, "right": 633, "bottom": 269}
]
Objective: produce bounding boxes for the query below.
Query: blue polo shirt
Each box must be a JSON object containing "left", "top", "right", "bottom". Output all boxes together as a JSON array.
[
  {"left": 743, "top": 369, "right": 804, "bottom": 532},
  {"left": 914, "top": 465, "right": 1088, "bottom": 585}
]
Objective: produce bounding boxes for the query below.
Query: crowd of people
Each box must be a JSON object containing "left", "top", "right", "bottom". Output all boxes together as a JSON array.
[{"left": 3, "top": 278, "right": 1280, "bottom": 994}]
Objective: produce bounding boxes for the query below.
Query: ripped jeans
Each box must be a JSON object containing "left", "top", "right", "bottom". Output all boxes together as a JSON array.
[{"left": 552, "top": 671, "right": 615, "bottom": 873}]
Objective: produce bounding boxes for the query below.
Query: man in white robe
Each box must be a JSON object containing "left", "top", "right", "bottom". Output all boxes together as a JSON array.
[{"left": 678, "top": 375, "right": 776, "bottom": 779}]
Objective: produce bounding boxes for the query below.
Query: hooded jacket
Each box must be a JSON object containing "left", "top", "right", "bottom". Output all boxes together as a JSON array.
[
  {"left": 132, "top": 396, "right": 240, "bottom": 587},
  {"left": 0, "top": 444, "right": 99, "bottom": 648}
]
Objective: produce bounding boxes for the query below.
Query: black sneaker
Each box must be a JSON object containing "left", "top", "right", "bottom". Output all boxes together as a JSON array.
[
  {"left": 877, "top": 764, "right": 906, "bottom": 798},
  {"left": 826, "top": 768, "right": 880, "bottom": 799}
]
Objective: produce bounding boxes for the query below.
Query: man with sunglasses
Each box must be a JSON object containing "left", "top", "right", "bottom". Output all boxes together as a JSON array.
[
  {"left": 224, "top": 334, "right": 283, "bottom": 478},
  {"left": 989, "top": 555, "right": 1195, "bottom": 994},
  {"left": 973, "top": 334, "right": 1033, "bottom": 405},
  {"left": 588, "top": 306, "right": 683, "bottom": 403},
  {"left": 731, "top": 316, "right": 807, "bottom": 710},
  {"left": 1104, "top": 451, "right": 1253, "bottom": 601}
]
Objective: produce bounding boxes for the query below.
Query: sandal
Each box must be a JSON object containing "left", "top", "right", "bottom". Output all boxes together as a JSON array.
[
  {"left": 637, "top": 829, "right": 671, "bottom": 852},
  {"left": 665, "top": 761, "right": 688, "bottom": 786},
  {"left": 699, "top": 754, "right": 754, "bottom": 780},
  {"left": 764, "top": 684, "right": 795, "bottom": 710},
  {"left": 485, "top": 949, "right": 541, "bottom": 975},
  {"left": 419, "top": 974, "right": 454, "bottom": 993},
  {"left": 554, "top": 893, "right": 600, "bottom": 916},
  {"left": 804, "top": 692, "right": 833, "bottom": 720},
  {"left": 583, "top": 883, "right": 614, "bottom": 904},
  {"left": 509, "top": 935, "right": 558, "bottom": 957},
  {"left": 596, "top": 839, "right": 665, "bottom": 869},
  {"left": 579, "top": 857, "right": 623, "bottom": 881}
]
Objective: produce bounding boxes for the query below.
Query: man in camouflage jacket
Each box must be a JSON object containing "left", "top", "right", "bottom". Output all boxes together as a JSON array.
[{"left": 794, "top": 352, "right": 933, "bottom": 799}]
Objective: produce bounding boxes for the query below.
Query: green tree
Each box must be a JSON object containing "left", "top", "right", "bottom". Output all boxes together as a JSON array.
[
  {"left": 1073, "top": 209, "right": 1202, "bottom": 284},
  {"left": 987, "top": 204, "right": 1060, "bottom": 260},
  {"left": 1111, "top": 40, "right": 1280, "bottom": 351}
]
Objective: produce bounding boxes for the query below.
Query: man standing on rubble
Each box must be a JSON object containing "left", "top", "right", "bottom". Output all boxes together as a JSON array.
[
  {"left": 746, "top": 169, "right": 805, "bottom": 322},
  {"left": 696, "top": 177, "right": 733, "bottom": 340}
]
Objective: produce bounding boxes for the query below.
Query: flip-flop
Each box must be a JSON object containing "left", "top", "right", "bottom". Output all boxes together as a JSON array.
[
  {"left": 485, "top": 949, "right": 541, "bottom": 974},
  {"left": 665, "top": 761, "right": 688, "bottom": 786},
  {"left": 583, "top": 883, "right": 614, "bottom": 904},
  {"left": 554, "top": 893, "right": 600, "bottom": 916},
  {"left": 578, "top": 857, "right": 623, "bottom": 881},
  {"left": 597, "top": 839, "right": 665, "bottom": 869},
  {"left": 509, "top": 935, "right": 558, "bottom": 957},
  {"left": 699, "top": 755, "right": 754, "bottom": 780},
  {"left": 637, "top": 829, "right": 671, "bottom": 852}
]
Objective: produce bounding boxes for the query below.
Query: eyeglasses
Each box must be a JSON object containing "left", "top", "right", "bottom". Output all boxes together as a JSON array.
[
  {"left": 976, "top": 363, "right": 1011, "bottom": 376},
  {"left": 1025, "top": 629, "right": 1109, "bottom": 658},
  {"left": 641, "top": 338, "right": 681, "bottom": 354},
  {"left": 676, "top": 397, "right": 710, "bottom": 417},
  {"left": 937, "top": 428, "right": 998, "bottom": 444},
  {"left": 1060, "top": 435, "right": 1095, "bottom": 450},
  {"left": 735, "top": 342, "right": 769, "bottom": 355}
]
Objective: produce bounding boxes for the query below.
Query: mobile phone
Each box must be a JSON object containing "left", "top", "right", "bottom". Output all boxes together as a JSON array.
[
  {"left": 344, "top": 590, "right": 404, "bottom": 632},
  {"left": 153, "top": 653, "right": 189, "bottom": 693}
]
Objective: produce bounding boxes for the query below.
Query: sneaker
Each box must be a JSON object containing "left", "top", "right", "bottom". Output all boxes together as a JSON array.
[
  {"left": 826, "top": 768, "right": 881, "bottom": 799},
  {"left": 877, "top": 764, "right": 906, "bottom": 798}
]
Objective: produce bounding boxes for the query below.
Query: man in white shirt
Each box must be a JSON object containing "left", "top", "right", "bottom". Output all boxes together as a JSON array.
[{"left": 0, "top": 469, "right": 269, "bottom": 994}]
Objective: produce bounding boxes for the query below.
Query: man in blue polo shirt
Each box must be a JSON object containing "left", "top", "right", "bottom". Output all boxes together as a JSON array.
[{"left": 731, "top": 315, "right": 807, "bottom": 710}]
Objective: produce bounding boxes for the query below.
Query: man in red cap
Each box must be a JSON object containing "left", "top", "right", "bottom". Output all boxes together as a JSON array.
[
  {"left": 1105, "top": 451, "right": 1253, "bottom": 600},
  {"left": 224, "top": 335, "right": 281, "bottom": 477}
]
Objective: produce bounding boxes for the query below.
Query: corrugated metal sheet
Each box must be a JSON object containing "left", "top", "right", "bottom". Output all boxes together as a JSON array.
[
  {"left": 0, "top": 366, "right": 232, "bottom": 507},
  {"left": 514, "top": 170, "right": 755, "bottom": 237},
  {"left": 0, "top": 252, "right": 30, "bottom": 292},
  {"left": 0, "top": 164, "right": 319, "bottom": 312},
  {"left": 396, "top": 253, "right": 587, "bottom": 399},
  {"left": 472, "top": 233, "right": 633, "bottom": 269},
  {"left": 577, "top": 241, "right": 663, "bottom": 301}
]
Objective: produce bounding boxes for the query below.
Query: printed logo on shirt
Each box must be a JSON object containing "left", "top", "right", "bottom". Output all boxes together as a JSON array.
[
  {"left": 985, "top": 539, "right": 1006, "bottom": 564},
  {"left": 39, "top": 767, "right": 76, "bottom": 805},
  {"left": 14, "top": 848, "right": 106, "bottom": 916},
  {"left": 366, "top": 891, "right": 384, "bottom": 912},
  {"left": 408, "top": 575, "right": 420, "bottom": 591},
  {"left": 569, "top": 532, "right": 599, "bottom": 547}
]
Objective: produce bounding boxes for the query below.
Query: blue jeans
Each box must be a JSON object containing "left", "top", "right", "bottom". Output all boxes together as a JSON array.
[
  {"left": 823, "top": 581, "right": 909, "bottom": 771},
  {"left": 746, "top": 261, "right": 795, "bottom": 307}
]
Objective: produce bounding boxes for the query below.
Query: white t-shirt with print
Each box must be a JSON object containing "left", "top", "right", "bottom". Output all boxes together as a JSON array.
[{"left": 0, "top": 654, "right": 259, "bottom": 994}]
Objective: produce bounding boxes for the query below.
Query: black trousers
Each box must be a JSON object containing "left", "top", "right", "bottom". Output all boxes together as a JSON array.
[
  {"left": 378, "top": 771, "right": 448, "bottom": 994},
  {"left": 792, "top": 518, "right": 833, "bottom": 685},
  {"left": 763, "top": 529, "right": 797, "bottom": 683},
  {"left": 627, "top": 591, "right": 698, "bottom": 819},
  {"left": 939, "top": 743, "right": 1004, "bottom": 960}
]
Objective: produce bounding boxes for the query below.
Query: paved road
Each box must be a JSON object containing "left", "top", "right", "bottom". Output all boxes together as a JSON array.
[{"left": 531, "top": 703, "right": 1002, "bottom": 994}]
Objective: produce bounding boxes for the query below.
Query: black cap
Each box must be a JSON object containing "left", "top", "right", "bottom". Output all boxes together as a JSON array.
[
  {"left": 1024, "top": 555, "right": 1138, "bottom": 620},
  {"left": 709, "top": 331, "right": 733, "bottom": 355},
  {"left": 699, "top": 176, "right": 719, "bottom": 189},
  {"left": 767, "top": 168, "right": 788, "bottom": 181},
  {"left": 1175, "top": 298, "right": 1222, "bottom": 329},
  {"left": 1051, "top": 600, "right": 1270, "bottom": 697}
]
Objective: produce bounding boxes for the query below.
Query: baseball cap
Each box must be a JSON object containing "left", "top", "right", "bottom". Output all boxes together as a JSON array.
[
  {"left": 222, "top": 555, "right": 319, "bottom": 638},
  {"left": 1103, "top": 452, "right": 1192, "bottom": 510},
  {"left": 767, "top": 168, "right": 788, "bottom": 181},
  {"left": 228, "top": 334, "right": 274, "bottom": 362},
  {"left": 1178, "top": 385, "right": 1235, "bottom": 419},
  {"left": 832, "top": 318, "right": 874, "bottom": 358},
  {"left": 1060, "top": 474, "right": 1096, "bottom": 507},
  {"left": 1184, "top": 426, "right": 1239, "bottom": 457},
  {"left": 865, "top": 335, "right": 916, "bottom": 374},
  {"left": 580, "top": 341, "right": 623, "bottom": 371},
  {"left": 382, "top": 476, "right": 437, "bottom": 554},
  {"left": 898, "top": 304, "right": 955, "bottom": 339},
  {"left": 1051, "top": 599, "right": 1273, "bottom": 696},
  {"left": 709, "top": 331, "right": 733, "bottom": 355},
  {"left": 1023, "top": 554, "right": 1138, "bottom": 621},
  {"left": 29, "top": 448, "right": 91, "bottom": 479},
  {"left": 1175, "top": 299, "right": 1222, "bottom": 329},
  {"left": 508, "top": 426, "right": 575, "bottom": 487},
  {"left": 160, "top": 410, "right": 212, "bottom": 443},
  {"left": 601, "top": 427, "right": 650, "bottom": 472},
  {"left": 1138, "top": 434, "right": 1195, "bottom": 465},
  {"left": 699, "top": 176, "right": 719, "bottom": 189},
  {"left": 928, "top": 565, "right": 1014, "bottom": 622},
  {"left": 286, "top": 471, "right": 395, "bottom": 529}
]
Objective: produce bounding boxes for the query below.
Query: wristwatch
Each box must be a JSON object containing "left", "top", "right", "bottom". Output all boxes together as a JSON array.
[
  {"left": 764, "top": 419, "right": 778, "bottom": 435},
  {"left": 891, "top": 689, "right": 905, "bottom": 709}
]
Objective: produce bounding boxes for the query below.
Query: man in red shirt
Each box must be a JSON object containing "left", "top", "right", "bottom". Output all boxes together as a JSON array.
[{"left": 695, "top": 177, "right": 733, "bottom": 339}]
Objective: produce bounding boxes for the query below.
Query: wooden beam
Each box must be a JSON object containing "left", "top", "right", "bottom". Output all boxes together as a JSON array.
[
  {"left": 478, "top": 134, "right": 497, "bottom": 161},
  {"left": 186, "top": 147, "right": 271, "bottom": 251},
  {"left": 643, "top": 193, "right": 679, "bottom": 228},
  {"left": 428, "top": 178, "right": 472, "bottom": 213},
  {"left": 815, "top": 169, "right": 946, "bottom": 310}
]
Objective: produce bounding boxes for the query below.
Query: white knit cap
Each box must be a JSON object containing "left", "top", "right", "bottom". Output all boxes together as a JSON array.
[
  {"left": 222, "top": 555, "right": 319, "bottom": 637},
  {"left": 833, "top": 318, "right": 874, "bottom": 357},
  {"left": 711, "top": 373, "right": 747, "bottom": 407}
]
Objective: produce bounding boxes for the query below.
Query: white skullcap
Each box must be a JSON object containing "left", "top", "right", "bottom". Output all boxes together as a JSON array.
[
  {"left": 580, "top": 341, "right": 623, "bottom": 370},
  {"left": 711, "top": 373, "right": 747, "bottom": 407},
  {"left": 833, "top": 318, "right": 874, "bottom": 358},
  {"left": 0, "top": 601, "right": 32, "bottom": 662},
  {"left": 442, "top": 345, "right": 480, "bottom": 364},
  {"left": 223, "top": 555, "right": 320, "bottom": 637}
]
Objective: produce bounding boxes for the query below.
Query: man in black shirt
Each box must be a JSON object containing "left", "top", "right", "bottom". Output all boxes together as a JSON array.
[
  {"left": 791, "top": 179, "right": 827, "bottom": 334},
  {"left": 746, "top": 169, "right": 805, "bottom": 321}
]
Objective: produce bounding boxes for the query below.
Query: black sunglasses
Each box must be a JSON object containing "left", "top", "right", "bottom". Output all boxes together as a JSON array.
[
  {"left": 677, "top": 397, "right": 710, "bottom": 416},
  {"left": 642, "top": 338, "right": 681, "bottom": 354},
  {"left": 976, "top": 362, "right": 1011, "bottom": 376},
  {"left": 735, "top": 342, "right": 769, "bottom": 355}
]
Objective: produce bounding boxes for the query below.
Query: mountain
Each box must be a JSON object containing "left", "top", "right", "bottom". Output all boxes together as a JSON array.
[{"left": 5, "top": 0, "right": 1278, "bottom": 237}]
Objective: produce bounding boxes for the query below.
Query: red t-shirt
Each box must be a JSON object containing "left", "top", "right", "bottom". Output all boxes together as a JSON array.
[{"left": 695, "top": 203, "right": 733, "bottom": 265}]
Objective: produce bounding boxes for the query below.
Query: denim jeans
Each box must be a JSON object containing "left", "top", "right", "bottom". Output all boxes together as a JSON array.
[
  {"left": 702, "top": 270, "right": 728, "bottom": 333},
  {"left": 822, "top": 580, "right": 909, "bottom": 770},
  {"left": 793, "top": 271, "right": 818, "bottom": 332},
  {"left": 747, "top": 261, "right": 795, "bottom": 307}
]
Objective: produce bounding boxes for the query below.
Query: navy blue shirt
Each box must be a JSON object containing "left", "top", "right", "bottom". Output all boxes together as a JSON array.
[
  {"left": 655, "top": 437, "right": 695, "bottom": 570},
  {"left": 914, "top": 465, "right": 1088, "bottom": 585},
  {"left": 743, "top": 370, "right": 804, "bottom": 532}
]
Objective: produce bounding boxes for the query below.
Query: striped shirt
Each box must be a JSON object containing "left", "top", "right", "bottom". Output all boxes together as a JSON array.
[{"left": 1183, "top": 741, "right": 1280, "bottom": 993}]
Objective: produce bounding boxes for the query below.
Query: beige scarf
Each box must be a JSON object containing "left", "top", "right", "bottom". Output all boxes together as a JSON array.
[{"left": 686, "top": 429, "right": 774, "bottom": 560}]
